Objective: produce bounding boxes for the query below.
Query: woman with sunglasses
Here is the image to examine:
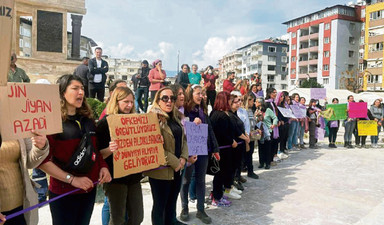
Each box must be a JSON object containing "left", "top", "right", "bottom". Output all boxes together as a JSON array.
[
  {"left": 209, "top": 91, "right": 236, "bottom": 207},
  {"left": 228, "top": 92, "right": 250, "bottom": 191},
  {"left": 96, "top": 87, "right": 143, "bottom": 225},
  {"left": 179, "top": 85, "right": 219, "bottom": 224},
  {"left": 144, "top": 87, "right": 189, "bottom": 225}
]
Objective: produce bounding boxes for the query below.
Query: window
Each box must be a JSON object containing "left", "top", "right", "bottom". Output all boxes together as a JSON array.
[
  {"left": 268, "top": 46, "right": 276, "bottom": 52},
  {"left": 368, "top": 75, "right": 379, "bottom": 83},
  {"left": 268, "top": 65, "right": 276, "bottom": 71},
  {"left": 325, "top": 23, "right": 330, "bottom": 30},
  {"left": 323, "top": 64, "right": 329, "bottom": 71},
  {"left": 291, "top": 80, "right": 296, "bottom": 85},
  {"left": 370, "top": 10, "right": 384, "bottom": 20},
  {"left": 323, "top": 78, "right": 329, "bottom": 84},
  {"left": 281, "top": 66, "right": 287, "bottom": 72},
  {"left": 281, "top": 84, "right": 288, "bottom": 89},
  {"left": 281, "top": 56, "right": 287, "bottom": 63},
  {"left": 324, "top": 51, "right": 330, "bottom": 58},
  {"left": 291, "top": 68, "right": 296, "bottom": 74},
  {"left": 282, "top": 47, "right": 288, "bottom": 53},
  {"left": 369, "top": 42, "right": 383, "bottom": 52},
  {"left": 292, "top": 32, "right": 296, "bottom": 38},
  {"left": 122, "top": 75, "right": 128, "bottom": 80},
  {"left": 349, "top": 23, "right": 356, "bottom": 31},
  {"left": 359, "top": 63, "right": 365, "bottom": 72},
  {"left": 129, "top": 69, "right": 135, "bottom": 72},
  {"left": 281, "top": 74, "right": 287, "bottom": 80},
  {"left": 349, "top": 37, "right": 355, "bottom": 45},
  {"left": 24, "top": 41, "right": 30, "bottom": 48},
  {"left": 348, "top": 51, "right": 354, "bottom": 57},
  {"left": 292, "top": 44, "right": 296, "bottom": 50},
  {"left": 324, "top": 37, "right": 329, "bottom": 44},
  {"left": 267, "top": 75, "right": 275, "bottom": 82},
  {"left": 267, "top": 83, "right": 275, "bottom": 88},
  {"left": 19, "top": 39, "right": 24, "bottom": 48},
  {"left": 348, "top": 64, "right": 354, "bottom": 71},
  {"left": 361, "top": 22, "right": 365, "bottom": 31},
  {"left": 361, "top": 9, "right": 365, "bottom": 19},
  {"left": 360, "top": 36, "right": 364, "bottom": 45},
  {"left": 268, "top": 56, "right": 276, "bottom": 62},
  {"left": 292, "top": 56, "right": 296, "bottom": 62}
]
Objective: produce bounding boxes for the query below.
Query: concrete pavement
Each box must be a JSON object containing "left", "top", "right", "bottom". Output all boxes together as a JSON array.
[{"left": 37, "top": 142, "right": 384, "bottom": 225}]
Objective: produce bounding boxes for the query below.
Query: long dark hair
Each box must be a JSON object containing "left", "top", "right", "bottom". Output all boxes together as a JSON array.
[
  {"left": 185, "top": 84, "right": 208, "bottom": 115},
  {"left": 57, "top": 74, "right": 92, "bottom": 120},
  {"left": 266, "top": 87, "right": 276, "bottom": 100}
]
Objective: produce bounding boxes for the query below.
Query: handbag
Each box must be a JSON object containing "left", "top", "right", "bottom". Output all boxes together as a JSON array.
[
  {"left": 250, "top": 130, "right": 261, "bottom": 141},
  {"left": 206, "top": 153, "right": 220, "bottom": 176},
  {"left": 64, "top": 119, "right": 97, "bottom": 175}
]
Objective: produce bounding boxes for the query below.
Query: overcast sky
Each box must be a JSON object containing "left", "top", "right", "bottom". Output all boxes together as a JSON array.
[{"left": 78, "top": 0, "right": 346, "bottom": 70}]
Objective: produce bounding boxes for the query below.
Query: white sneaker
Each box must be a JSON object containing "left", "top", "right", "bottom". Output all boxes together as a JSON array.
[
  {"left": 273, "top": 156, "right": 281, "bottom": 162},
  {"left": 224, "top": 189, "right": 241, "bottom": 200},
  {"left": 277, "top": 153, "right": 288, "bottom": 160},
  {"left": 231, "top": 186, "right": 242, "bottom": 195}
]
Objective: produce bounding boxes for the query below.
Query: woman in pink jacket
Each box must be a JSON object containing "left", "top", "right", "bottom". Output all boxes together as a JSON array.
[{"left": 149, "top": 59, "right": 167, "bottom": 103}]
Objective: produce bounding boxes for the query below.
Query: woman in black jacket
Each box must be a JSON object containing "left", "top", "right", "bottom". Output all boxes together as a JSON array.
[{"left": 176, "top": 64, "right": 190, "bottom": 89}]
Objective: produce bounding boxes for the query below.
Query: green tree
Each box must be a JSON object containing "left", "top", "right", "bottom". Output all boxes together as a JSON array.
[{"left": 299, "top": 78, "right": 323, "bottom": 88}]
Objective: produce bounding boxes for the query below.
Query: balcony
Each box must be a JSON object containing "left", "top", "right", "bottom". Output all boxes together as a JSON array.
[
  {"left": 309, "top": 33, "right": 319, "bottom": 39},
  {"left": 369, "top": 18, "right": 384, "bottom": 28},
  {"left": 299, "top": 48, "right": 309, "bottom": 54},
  {"left": 300, "top": 35, "right": 309, "bottom": 41},
  {"left": 309, "top": 46, "right": 318, "bottom": 52},
  {"left": 366, "top": 67, "right": 382, "bottom": 75},
  {"left": 308, "top": 59, "right": 318, "bottom": 65},
  {"left": 308, "top": 72, "right": 317, "bottom": 78},
  {"left": 368, "top": 51, "right": 383, "bottom": 59},
  {"left": 368, "top": 35, "right": 384, "bottom": 44},
  {"left": 299, "top": 60, "right": 308, "bottom": 67}
]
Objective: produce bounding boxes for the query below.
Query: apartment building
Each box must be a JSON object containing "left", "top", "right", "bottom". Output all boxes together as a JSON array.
[
  {"left": 364, "top": 0, "right": 384, "bottom": 90},
  {"left": 284, "top": 4, "right": 363, "bottom": 89},
  {"left": 105, "top": 58, "right": 141, "bottom": 82},
  {"left": 220, "top": 39, "right": 289, "bottom": 91}
]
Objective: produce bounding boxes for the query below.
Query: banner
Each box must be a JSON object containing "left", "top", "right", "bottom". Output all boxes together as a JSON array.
[
  {"left": 290, "top": 105, "right": 306, "bottom": 118},
  {"left": 0, "top": 83, "right": 62, "bottom": 141},
  {"left": 277, "top": 106, "right": 295, "bottom": 118},
  {"left": 357, "top": 120, "right": 378, "bottom": 136},
  {"left": 310, "top": 88, "right": 326, "bottom": 100},
  {"left": 107, "top": 113, "right": 166, "bottom": 178},
  {"left": 326, "top": 103, "right": 347, "bottom": 121},
  {"left": 348, "top": 102, "right": 367, "bottom": 118},
  {"left": 0, "top": 0, "right": 14, "bottom": 86},
  {"left": 184, "top": 121, "right": 208, "bottom": 156}
]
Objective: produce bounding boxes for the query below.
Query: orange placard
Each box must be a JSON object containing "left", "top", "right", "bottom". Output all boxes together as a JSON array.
[
  {"left": 0, "top": 83, "right": 62, "bottom": 141},
  {"left": 107, "top": 113, "right": 166, "bottom": 178}
]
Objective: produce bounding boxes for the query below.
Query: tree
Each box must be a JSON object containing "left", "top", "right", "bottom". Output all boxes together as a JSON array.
[
  {"left": 340, "top": 68, "right": 362, "bottom": 93},
  {"left": 299, "top": 78, "right": 323, "bottom": 88}
]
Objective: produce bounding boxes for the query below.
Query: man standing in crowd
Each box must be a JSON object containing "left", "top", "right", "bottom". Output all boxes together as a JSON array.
[
  {"left": 344, "top": 95, "right": 356, "bottom": 148},
  {"left": 8, "top": 53, "right": 30, "bottom": 83},
  {"left": 88, "top": 47, "right": 109, "bottom": 102},
  {"left": 136, "top": 60, "right": 150, "bottom": 113},
  {"left": 74, "top": 57, "right": 90, "bottom": 97},
  {"left": 223, "top": 71, "right": 241, "bottom": 93},
  {"left": 188, "top": 64, "right": 201, "bottom": 85},
  {"left": 202, "top": 65, "right": 219, "bottom": 107},
  {"left": 176, "top": 64, "right": 190, "bottom": 89}
]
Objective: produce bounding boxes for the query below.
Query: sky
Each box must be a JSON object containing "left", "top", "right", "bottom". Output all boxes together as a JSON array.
[{"left": 77, "top": 0, "right": 346, "bottom": 71}]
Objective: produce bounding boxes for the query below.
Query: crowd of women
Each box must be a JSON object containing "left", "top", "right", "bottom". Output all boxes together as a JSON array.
[{"left": 1, "top": 59, "right": 383, "bottom": 225}]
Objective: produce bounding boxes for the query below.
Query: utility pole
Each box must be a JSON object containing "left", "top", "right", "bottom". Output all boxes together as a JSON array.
[{"left": 177, "top": 50, "right": 180, "bottom": 75}]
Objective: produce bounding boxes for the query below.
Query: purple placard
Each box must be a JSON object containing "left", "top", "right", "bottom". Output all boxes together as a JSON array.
[
  {"left": 310, "top": 88, "right": 326, "bottom": 100},
  {"left": 185, "top": 121, "right": 208, "bottom": 156},
  {"left": 290, "top": 105, "right": 306, "bottom": 118},
  {"left": 348, "top": 102, "right": 367, "bottom": 118},
  {"left": 277, "top": 106, "right": 296, "bottom": 118},
  {"left": 315, "top": 127, "right": 325, "bottom": 140}
]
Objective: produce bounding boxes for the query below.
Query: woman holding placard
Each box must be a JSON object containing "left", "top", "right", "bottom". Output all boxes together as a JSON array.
[
  {"left": 145, "top": 87, "right": 188, "bottom": 225},
  {"left": 96, "top": 87, "right": 144, "bottom": 225},
  {"left": 265, "top": 88, "right": 280, "bottom": 165},
  {"left": 0, "top": 131, "right": 49, "bottom": 225},
  {"left": 370, "top": 99, "right": 383, "bottom": 148},
  {"left": 307, "top": 99, "right": 321, "bottom": 149},
  {"left": 327, "top": 98, "right": 340, "bottom": 148},
  {"left": 179, "top": 84, "right": 219, "bottom": 224},
  {"left": 275, "top": 91, "right": 289, "bottom": 160},
  {"left": 39, "top": 74, "right": 111, "bottom": 225},
  {"left": 287, "top": 93, "right": 300, "bottom": 150}
]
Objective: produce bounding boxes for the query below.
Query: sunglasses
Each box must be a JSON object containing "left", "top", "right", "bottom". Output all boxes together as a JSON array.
[{"left": 160, "top": 95, "right": 177, "bottom": 103}]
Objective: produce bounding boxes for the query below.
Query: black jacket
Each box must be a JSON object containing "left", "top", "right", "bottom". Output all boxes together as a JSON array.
[
  {"left": 176, "top": 71, "right": 190, "bottom": 89},
  {"left": 137, "top": 67, "right": 150, "bottom": 87},
  {"left": 74, "top": 64, "right": 90, "bottom": 86},
  {"left": 88, "top": 58, "right": 109, "bottom": 88}
]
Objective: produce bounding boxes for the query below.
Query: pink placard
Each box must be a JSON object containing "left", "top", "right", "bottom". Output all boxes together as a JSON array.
[{"left": 348, "top": 102, "right": 367, "bottom": 118}]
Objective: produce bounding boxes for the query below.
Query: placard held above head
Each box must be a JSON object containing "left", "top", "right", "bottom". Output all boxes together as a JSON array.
[
  {"left": 0, "top": 83, "right": 62, "bottom": 141},
  {"left": 0, "top": 0, "right": 15, "bottom": 86},
  {"left": 107, "top": 113, "right": 166, "bottom": 178},
  {"left": 310, "top": 88, "right": 326, "bottom": 100}
]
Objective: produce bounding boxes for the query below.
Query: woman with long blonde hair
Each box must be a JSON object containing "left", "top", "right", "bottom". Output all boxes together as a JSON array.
[{"left": 96, "top": 86, "right": 144, "bottom": 225}]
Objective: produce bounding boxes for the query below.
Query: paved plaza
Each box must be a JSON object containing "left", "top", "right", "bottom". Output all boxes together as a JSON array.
[{"left": 37, "top": 139, "right": 384, "bottom": 225}]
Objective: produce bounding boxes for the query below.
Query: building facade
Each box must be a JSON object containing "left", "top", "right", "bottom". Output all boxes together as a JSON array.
[
  {"left": 284, "top": 5, "right": 363, "bottom": 89},
  {"left": 220, "top": 39, "right": 289, "bottom": 91},
  {"left": 105, "top": 58, "right": 141, "bottom": 84}
]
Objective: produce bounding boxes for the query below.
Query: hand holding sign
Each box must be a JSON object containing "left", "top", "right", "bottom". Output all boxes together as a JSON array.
[{"left": 184, "top": 121, "right": 208, "bottom": 156}]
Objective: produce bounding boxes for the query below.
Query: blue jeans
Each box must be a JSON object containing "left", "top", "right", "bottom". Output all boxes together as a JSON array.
[
  {"left": 136, "top": 86, "right": 149, "bottom": 113},
  {"left": 298, "top": 122, "right": 305, "bottom": 145},
  {"left": 101, "top": 197, "right": 110, "bottom": 225},
  {"left": 180, "top": 155, "right": 209, "bottom": 211},
  {"left": 32, "top": 168, "right": 48, "bottom": 203},
  {"left": 371, "top": 126, "right": 381, "bottom": 144},
  {"left": 287, "top": 121, "right": 299, "bottom": 149},
  {"left": 188, "top": 170, "right": 196, "bottom": 200},
  {"left": 344, "top": 120, "right": 356, "bottom": 142}
]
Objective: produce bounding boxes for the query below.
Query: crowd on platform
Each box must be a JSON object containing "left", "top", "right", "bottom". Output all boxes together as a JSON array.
[{"left": 2, "top": 48, "right": 384, "bottom": 225}]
